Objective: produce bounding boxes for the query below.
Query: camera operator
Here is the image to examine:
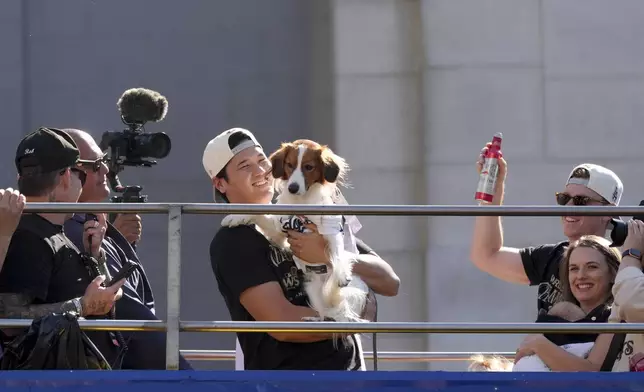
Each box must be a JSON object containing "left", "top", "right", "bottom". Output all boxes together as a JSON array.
[
  {"left": 0, "top": 188, "right": 26, "bottom": 271},
  {"left": 469, "top": 144, "right": 623, "bottom": 316},
  {"left": 61, "top": 128, "right": 192, "bottom": 370},
  {"left": 0, "top": 127, "right": 126, "bottom": 366}
]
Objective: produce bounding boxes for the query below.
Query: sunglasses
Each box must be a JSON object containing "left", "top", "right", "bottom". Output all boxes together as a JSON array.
[
  {"left": 78, "top": 154, "right": 108, "bottom": 173},
  {"left": 555, "top": 192, "right": 609, "bottom": 206},
  {"left": 69, "top": 167, "right": 87, "bottom": 186}
]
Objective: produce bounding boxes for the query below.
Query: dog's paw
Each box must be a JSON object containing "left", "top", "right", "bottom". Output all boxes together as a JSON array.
[
  {"left": 330, "top": 260, "right": 353, "bottom": 288},
  {"left": 339, "top": 274, "right": 352, "bottom": 287},
  {"left": 334, "top": 270, "right": 352, "bottom": 288},
  {"left": 301, "top": 316, "right": 324, "bottom": 322},
  {"left": 221, "top": 214, "right": 254, "bottom": 228},
  {"left": 347, "top": 315, "right": 369, "bottom": 323}
]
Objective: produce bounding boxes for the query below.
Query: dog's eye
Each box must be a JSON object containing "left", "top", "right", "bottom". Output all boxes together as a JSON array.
[
  {"left": 286, "top": 162, "right": 294, "bottom": 169},
  {"left": 304, "top": 164, "right": 314, "bottom": 171}
]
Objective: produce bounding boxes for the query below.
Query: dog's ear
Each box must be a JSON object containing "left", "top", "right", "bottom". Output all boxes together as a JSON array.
[
  {"left": 269, "top": 143, "right": 292, "bottom": 180},
  {"left": 320, "top": 147, "right": 345, "bottom": 183}
]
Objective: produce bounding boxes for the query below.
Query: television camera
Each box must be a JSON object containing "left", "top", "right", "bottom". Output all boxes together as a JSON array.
[
  {"left": 610, "top": 200, "right": 644, "bottom": 247},
  {"left": 99, "top": 87, "right": 171, "bottom": 222}
]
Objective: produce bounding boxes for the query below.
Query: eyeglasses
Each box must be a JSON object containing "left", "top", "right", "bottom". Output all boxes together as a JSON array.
[
  {"left": 555, "top": 192, "right": 609, "bottom": 206},
  {"left": 69, "top": 168, "right": 87, "bottom": 186},
  {"left": 79, "top": 154, "right": 108, "bottom": 173}
]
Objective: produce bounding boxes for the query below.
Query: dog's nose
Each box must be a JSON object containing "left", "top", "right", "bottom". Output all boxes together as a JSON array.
[{"left": 288, "top": 182, "right": 299, "bottom": 194}]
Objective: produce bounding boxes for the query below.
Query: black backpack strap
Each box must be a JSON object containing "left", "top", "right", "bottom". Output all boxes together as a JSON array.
[
  {"left": 371, "top": 292, "right": 378, "bottom": 370},
  {"left": 600, "top": 321, "right": 626, "bottom": 371}
]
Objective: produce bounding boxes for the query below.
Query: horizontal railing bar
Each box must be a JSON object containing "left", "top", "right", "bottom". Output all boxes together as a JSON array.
[
  {"left": 179, "top": 350, "right": 516, "bottom": 362},
  {"left": 21, "top": 202, "right": 644, "bottom": 216},
  {"left": 178, "top": 204, "right": 644, "bottom": 216},
  {"left": 24, "top": 203, "right": 171, "bottom": 213},
  {"left": 2, "top": 319, "right": 640, "bottom": 334},
  {"left": 180, "top": 321, "right": 644, "bottom": 334},
  {"left": 0, "top": 319, "right": 166, "bottom": 331}
]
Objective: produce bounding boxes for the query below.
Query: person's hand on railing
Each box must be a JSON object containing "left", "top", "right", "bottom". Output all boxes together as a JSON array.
[
  {"left": 0, "top": 188, "right": 26, "bottom": 238},
  {"left": 79, "top": 275, "right": 125, "bottom": 316}
]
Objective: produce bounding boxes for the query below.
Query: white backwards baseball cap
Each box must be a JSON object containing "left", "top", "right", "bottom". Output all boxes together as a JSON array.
[
  {"left": 202, "top": 127, "right": 263, "bottom": 179},
  {"left": 566, "top": 163, "right": 624, "bottom": 205},
  {"left": 202, "top": 128, "right": 263, "bottom": 202}
]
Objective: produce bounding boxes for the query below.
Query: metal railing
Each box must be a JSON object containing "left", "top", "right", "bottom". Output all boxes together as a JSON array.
[
  {"left": 6, "top": 202, "right": 644, "bottom": 370},
  {"left": 179, "top": 349, "right": 516, "bottom": 362}
]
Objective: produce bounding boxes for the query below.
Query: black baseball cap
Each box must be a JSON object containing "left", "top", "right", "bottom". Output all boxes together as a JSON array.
[{"left": 15, "top": 127, "right": 91, "bottom": 176}]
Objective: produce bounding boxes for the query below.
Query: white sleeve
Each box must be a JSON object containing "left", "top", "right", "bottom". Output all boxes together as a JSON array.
[{"left": 613, "top": 266, "right": 644, "bottom": 322}]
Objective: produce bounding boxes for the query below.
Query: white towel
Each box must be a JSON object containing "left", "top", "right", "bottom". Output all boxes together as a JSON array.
[{"left": 512, "top": 342, "right": 594, "bottom": 372}]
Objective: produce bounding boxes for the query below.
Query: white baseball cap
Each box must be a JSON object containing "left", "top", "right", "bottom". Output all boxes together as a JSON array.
[
  {"left": 566, "top": 163, "right": 624, "bottom": 205},
  {"left": 202, "top": 128, "right": 263, "bottom": 203},
  {"left": 202, "top": 127, "right": 262, "bottom": 179}
]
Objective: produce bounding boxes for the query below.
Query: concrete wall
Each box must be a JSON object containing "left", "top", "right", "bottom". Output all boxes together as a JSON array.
[
  {"left": 422, "top": 0, "right": 644, "bottom": 370},
  {"left": 330, "top": 0, "right": 644, "bottom": 370},
  {"left": 331, "top": 0, "right": 427, "bottom": 370}
]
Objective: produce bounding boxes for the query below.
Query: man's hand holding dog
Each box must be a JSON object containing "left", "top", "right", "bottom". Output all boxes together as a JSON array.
[{"left": 286, "top": 218, "right": 330, "bottom": 265}]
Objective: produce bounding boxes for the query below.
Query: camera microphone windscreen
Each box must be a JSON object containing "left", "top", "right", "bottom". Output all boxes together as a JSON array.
[{"left": 117, "top": 88, "right": 168, "bottom": 125}]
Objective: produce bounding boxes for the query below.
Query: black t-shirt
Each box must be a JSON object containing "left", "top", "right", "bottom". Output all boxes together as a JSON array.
[
  {"left": 0, "top": 214, "right": 94, "bottom": 303},
  {"left": 519, "top": 241, "right": 568, "bottom": 316},
  {"left": 210, "top": 224, "right": 372, "bottom": 370},
  {"left": 0, "top": 214, "right": 120, "bottom": 366}
]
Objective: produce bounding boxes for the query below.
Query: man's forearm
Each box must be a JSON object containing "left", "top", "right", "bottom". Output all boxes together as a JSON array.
[
  {"left": 352, "top": 253, "right": 399, "bottom": 297},
  {"left": 0, "top": 293, "right": 78, "bottom": 319},
  {"left": 0, "top": 236, "right": 12, "bottom": 272},
  {"left": 471, "top": 186, "right": 505, "bottom": 261},
  {"left": 273, "top": 304, "right": 340, "bottom": 343}
]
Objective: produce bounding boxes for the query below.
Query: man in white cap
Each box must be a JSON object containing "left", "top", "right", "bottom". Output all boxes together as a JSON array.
[
  {"left": 202, "top": 128, "right": 400, "bottom": 370},
  {"left": 470, "top": 146, "right": 624, "bottom": 316}
]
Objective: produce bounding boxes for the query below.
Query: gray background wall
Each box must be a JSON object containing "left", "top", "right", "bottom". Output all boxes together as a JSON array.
[
  {"left": 2, "top": 0, "right": 644, "bottom": 371},
  {"left": 332, "top": 0, "right": 644, "bottom": 371}
]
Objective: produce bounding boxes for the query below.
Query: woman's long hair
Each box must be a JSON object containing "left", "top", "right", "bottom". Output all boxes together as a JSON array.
[{"left": 559, "top": 235, "right": 620, "bottom": 307}]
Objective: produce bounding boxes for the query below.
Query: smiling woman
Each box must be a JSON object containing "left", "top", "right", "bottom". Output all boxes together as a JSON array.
[
  {"left": 560, "top": 236, "right": 620, "bottom": 313},
  {"left": 470, "top": 235, "right": 620, "bottom": 372}
]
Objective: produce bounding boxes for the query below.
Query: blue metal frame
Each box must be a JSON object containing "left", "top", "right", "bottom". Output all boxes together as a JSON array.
[{"left": 0, "top": 371, "right": 640, "bottom": 392}]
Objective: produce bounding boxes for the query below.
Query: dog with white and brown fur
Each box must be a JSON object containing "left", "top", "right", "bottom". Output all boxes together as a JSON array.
[{"left": 221, "top": 139, "right": 368, "bottom": 323}]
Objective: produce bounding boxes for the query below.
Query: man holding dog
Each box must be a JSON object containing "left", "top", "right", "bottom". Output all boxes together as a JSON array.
[{"left": 203, "top": 128, "right": 400, "bottom": 370}]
